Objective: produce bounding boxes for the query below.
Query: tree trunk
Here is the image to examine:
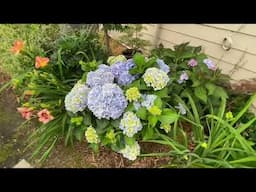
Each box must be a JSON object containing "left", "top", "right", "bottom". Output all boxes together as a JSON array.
[{"left": 103, "top": 27, "right": 112, "bottom": 56}]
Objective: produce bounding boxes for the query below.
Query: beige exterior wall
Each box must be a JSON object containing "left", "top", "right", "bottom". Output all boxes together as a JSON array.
[{"left": 110, "top": 24, "right": 256, "bottom": 81}]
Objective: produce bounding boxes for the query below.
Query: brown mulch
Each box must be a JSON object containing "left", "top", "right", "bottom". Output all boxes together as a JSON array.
[
  {"left": 39, "top": 141, "right": 171, "bottom": 168},
  {"left": 109, "top": 37, "right": 127, "bottom": 56}
]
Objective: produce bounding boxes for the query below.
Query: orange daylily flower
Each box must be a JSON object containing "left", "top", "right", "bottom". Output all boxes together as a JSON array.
[
  {"left": 37, "top": 109, "right": 54, "bottom": 124},
  {"left": 35, "top": 56, "right": 49, "bottom": 69},
  {"left": 11, "top": 40, "right": 24, "bottom": 54},
  {"left": 24, "top": 90, "right": 35, "bottom": 96}
]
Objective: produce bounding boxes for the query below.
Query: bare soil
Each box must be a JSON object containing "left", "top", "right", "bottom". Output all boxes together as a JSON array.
[{"left": 39, "top": 141, "right": 171, "bottom": 168}]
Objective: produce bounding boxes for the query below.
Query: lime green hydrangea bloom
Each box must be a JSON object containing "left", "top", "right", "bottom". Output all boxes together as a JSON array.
[
  {"left": 85, "top": 126, "right": 99, "bottom": 144},
  {"left": 107, "top": 55, "right": 127, "bottom": 65},
  {"left": 106, "top": 129, "right": 116, "bottom": 143},
  {"left": 125, "top": 87, "right": 141, "bottom": 102},
  {"left": 160, "top": 124, "right": 171, "bottom": 133},
  {"left": 148, "top": 105, "right": 162, "bottom": 116},
  {"left": 225, "top": 111, "right": 233, "bottom": 120},
  {"left": 143, "top": 67, "right": 169, "bottom": 91}
]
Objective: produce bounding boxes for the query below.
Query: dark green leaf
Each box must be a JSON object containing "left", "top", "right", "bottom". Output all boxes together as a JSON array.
[
  {"left": 96, "top": 119, "right": 110, "bottom": 134},
  {"left": 205, "top": 82, "right": 217, "bottom": 95},
  {"left": 111, "top": 119, "right": 120, "bottom": 128},
  {"left": 213, "top": 86, "right": 228, "bottom": 99},
  {"left": 155, "top": 87, "right": 168, "bottom": 98},
  {"left": 74, "top": 126, "right": 86, "bottom": 142},
  {"left": 194, "top": 86, "right": 207, "bottom": 103}
]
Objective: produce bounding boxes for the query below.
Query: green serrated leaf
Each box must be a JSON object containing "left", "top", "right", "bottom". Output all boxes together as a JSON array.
[
  {"left": 111, "top": 119, "right": 120, "bottom": 128},
  {"left": 213, "top": 86, "right": 228, "bottom": 99},
  {"left": 194, "top": 86, "right": 207, "bottom": 103},
  {"left": 158, "top": 110, "right": 179, "bottom": 124},
  {"left": 205, "top": 82, "right": 217, "bottom": 95},
  {"left": 96, "top": 119, "right": 110, "bottom": 134},
  {"left": 155, "top": 87, "right": 168, "bottom": 98},
  {"left": 124, "top": 136, "right": 136, "bottom": 145},
  {"left": 148, "top": 115, "right": 158, "bottom": 128},
  {"left": 136, "top": 107, "right": 147, "bottom": 120},
  {"left": 154, "top": 97, "right": 163, "bottom": 108},
  {"left": 142, "top": 126, "right": 154, "bottom": 140},
  {"left": 133, "top": 53, "right": 145, "bottom": 68},
  {"left": 74, "top": 126, "right": 86, "bottom": 142}
]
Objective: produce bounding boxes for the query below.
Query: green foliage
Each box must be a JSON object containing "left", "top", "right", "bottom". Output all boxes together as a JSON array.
[
  {"left": 0, "top": 24, "right": 60, "bottom": 76},
  {"left": 142, "top": 94, "right": 256, "bottom": 168},
  {"left": 119, "top": 24, "right": 151, "bottom": 50}
]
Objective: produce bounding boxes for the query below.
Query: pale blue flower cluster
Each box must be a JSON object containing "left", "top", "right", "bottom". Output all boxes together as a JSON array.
[
  {"left": 86, "top": 66, "right": 114, "bottom": 88},
  {"left": 203, "top": 58, "right": 217, "bottom": 71},
  {"left": 175, "top": 103, "right": 186, "bottom": 115},
  {"left": 141, "top": 94, "right": 157, "bottom": 109},
  {"left": 110, "top": 59, "right": 136, "bottom": 86},
  {"left": 177, "top": 71, "right": 189, "bottom": 84},
  {"left": 156, "top": 58, "right": 170, "bottom": 73},
  {"left": 119, "top": 141, "right": 140, "bottom": 160},
  {"left": 87, "top": 83, "right": 128, "bottom": 120},
  {"left": 64, "top": 82, "right": 91, "bottom": 113},
  {"left": 119, "top": 111, "right": 143, "bottom": 137}
]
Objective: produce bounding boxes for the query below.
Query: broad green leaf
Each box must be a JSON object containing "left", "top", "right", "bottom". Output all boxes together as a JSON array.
[
  {"left": 155, "top": 87, "right": 169, "bottom": 98},
  {"left": 142, "top": 126, "right": 154, "bottom": 140},
  {"left": 125, "top": 103, "right": 135, "bottom": 112},
  {"left": 213, "top": 86, "right": 228, "bottom": 99},
  {"left": 205, "top": 82, "right": 217, "bottom": 95},
  {"left": 154, "top": 97, "right": 163, "bottom": 108},
  {"left": 111, "top": 119, "right": 120, "bottom": 128},
  {"left": 136, "top": 107, "right": 147, "bottom": 120},
  {"left": 96, "top": 119, "right": 110, "bottom": 134},
  {"left": 133, "top": 53, "right": 145, "bottom": 69},
  {"left": 124, "top": 136, "right": 136, "bottom": 146},
  {"left": 194, "top": 86, "right": 207, "bottom": 103},
  {"left": 158, "top": 110, "right": 179, "bottom": 124},
  {"left": 74, "top": 127, "right": 86, "bottom": 142},
  {"left": 148, "top": 115, "right": 158, "bottom": 128}
]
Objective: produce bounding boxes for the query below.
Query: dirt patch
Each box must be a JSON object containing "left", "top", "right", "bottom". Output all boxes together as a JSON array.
[{"left": 38, "top": 141, "right": 171, "bottom": 168}]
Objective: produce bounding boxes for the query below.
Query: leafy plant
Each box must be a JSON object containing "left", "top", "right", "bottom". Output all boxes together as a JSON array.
[
  {"left": 141, "top": 94, "right": 256, "bottom": 168},
  {"left": 119, "top": 24, "right": 151, "bottom": 51}
]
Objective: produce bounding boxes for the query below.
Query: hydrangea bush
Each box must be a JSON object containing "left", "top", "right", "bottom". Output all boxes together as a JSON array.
[{"left": 10, "top": 32, "right": 256, "bottom": 167}]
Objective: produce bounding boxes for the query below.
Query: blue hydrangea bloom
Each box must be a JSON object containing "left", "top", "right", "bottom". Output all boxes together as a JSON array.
[
  {"left": 177, "top": 71, "right": 189, "bottom": 84},
  {"left": 110, "top": 59, "right": 136, "bottom": 86},
  {"left": 86, "top": 67, "right": 114, "bottom": 88},
  {"left": 64, "top": 82, "right": 91, "bottom": 113},
  {"left": 98, "top": 64, "right": 112, "bottom": 72},
  {"left": 141, "top": 94, "right": 157, "bottom": 109},
  {"left": 156, "top": 59, "right": 170, "bottom": 73},
  {"left": 87, "top": 83, "right": 128, "bottom": 120},
  {"left": 203, "top": 58, "right": 217, "bottom": 71}
]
